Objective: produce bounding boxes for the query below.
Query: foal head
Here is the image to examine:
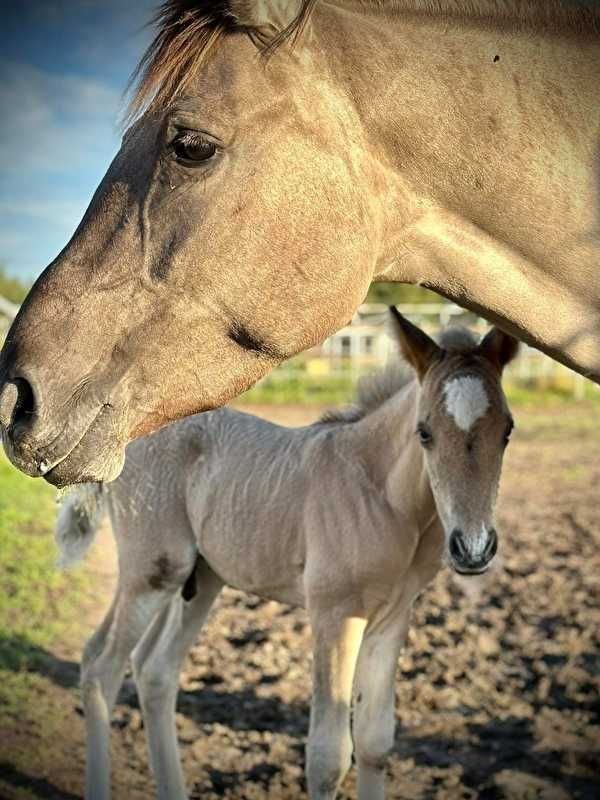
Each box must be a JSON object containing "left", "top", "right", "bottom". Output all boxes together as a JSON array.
[{"left": 390, "top": 307, "right": 518, "bottom": 575}]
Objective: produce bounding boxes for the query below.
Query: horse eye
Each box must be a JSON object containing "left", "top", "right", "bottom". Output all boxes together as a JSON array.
[
  {"left": 503, "top": 419, "right": 514, "bottom": 445},
  {"left": 173, "top": 132, "right": 217, "bottom": 165},
  {"left": 417, "top": 424, "right": 433, "bottom": 447}
]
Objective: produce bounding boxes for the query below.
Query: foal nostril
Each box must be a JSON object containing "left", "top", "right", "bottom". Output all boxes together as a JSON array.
[
  {"left": 449, "top": 528, "right": 497, "bottom": 573},
  {"left": 0, "top": 377, "right": 36, "bottom": 430},
  {"left": 449, "top": 529, "right": 467, "bottom": 562},
  {"left": 483, "top": 528, "right": 498, "bottom": 562}
]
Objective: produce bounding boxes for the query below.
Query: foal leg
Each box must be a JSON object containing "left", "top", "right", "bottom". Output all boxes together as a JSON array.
[
  {"left": 352, "top": 607, "right": 411, "bottom": 800},
  {"left": 81, "top": 585, "right": 174, "bottom": 800},
  {"left": 132, "top": 563, "right": 222, "bottom": 800},
  {"left": 306, "top": 606, "right": 366, "bottom": 800}
]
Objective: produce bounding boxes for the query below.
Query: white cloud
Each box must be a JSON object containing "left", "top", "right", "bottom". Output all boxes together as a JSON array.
[
  {"left": 0, "top": 199, "right": 83, "bottom": 232},
  {"left": 0, "top": 60, "right": 121, "bottom": 174},
  {"left": 0, "top": 231, "right": 28, "bottom": 251},
  {"left": 0, "top": 2, "right": 155, "bottom": 279}
]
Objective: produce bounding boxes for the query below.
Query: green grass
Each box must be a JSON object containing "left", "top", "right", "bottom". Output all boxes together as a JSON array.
[
  {"left": 237, "top": 364, "right": 600, "bottom": 408},
  {"left": 238, "top": 372, "right": 356, "bottom": 406},
  {"left": 504, "top": 381, "right": 600, "bottom": 408},
  {"left": 0, "top": 455, "right": 85, "bottom": 703},
  {"left": 1, "top": 457, "right": 60, "bottom": 663},
  {"left": 0, "top": 456, "right": 92, "bottom": 799}
]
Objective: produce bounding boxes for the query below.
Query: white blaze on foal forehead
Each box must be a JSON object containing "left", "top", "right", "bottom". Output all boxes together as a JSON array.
[{"left": 443, "top": 376, "right": 489, "bottom": 431}]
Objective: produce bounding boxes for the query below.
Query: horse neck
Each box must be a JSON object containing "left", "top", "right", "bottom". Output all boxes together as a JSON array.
[
  {"left": 351, "top": 380, "right": 436, "bottom": 530},
  {"left": 312, "top": 2, "right": 599, "bottom": 312}
]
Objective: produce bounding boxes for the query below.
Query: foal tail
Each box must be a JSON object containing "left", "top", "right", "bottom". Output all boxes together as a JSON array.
[{"left": 54, "top": 484, "right": 106, "bottom": 569}]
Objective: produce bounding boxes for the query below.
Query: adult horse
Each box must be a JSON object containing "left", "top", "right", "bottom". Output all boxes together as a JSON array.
[{"left": 0, "top": 0, "right": 598, "bottom": 487}]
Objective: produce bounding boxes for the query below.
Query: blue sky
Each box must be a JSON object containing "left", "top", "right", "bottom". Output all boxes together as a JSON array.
[{"left": 0, "top": 0, "right": 157, "bottom": 282}]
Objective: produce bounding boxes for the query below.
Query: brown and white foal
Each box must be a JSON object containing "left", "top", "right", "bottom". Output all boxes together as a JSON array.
[{"left": 57, "top": 309, "right": 518, "bottom": 800}]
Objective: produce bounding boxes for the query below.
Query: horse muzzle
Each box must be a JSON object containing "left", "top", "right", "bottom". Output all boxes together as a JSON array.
[{"left": 0, "top": 374, "right": 124, "bottom": 486}]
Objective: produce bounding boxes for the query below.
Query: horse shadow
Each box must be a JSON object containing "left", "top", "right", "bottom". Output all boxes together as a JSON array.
[
  {"left": 0, "top": 632, "right": 79, "bottom": 689},
  {"left": 0, "top": 762, "right": 81, "bottom": 800},
  {"left": 0, "top": 631, "right": 310, "bottom": 734},
  {"left": 2, "top": 634, "right": 597, "bottom": 799}
]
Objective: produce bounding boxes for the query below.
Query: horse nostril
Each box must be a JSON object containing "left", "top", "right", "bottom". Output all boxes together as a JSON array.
[
  {"left": 483, "top": 528, "right": 498, "bottom": 561},
  {"left": 449, "top": 529, "right": 467, "bottom": 562},
  {"left": 0, "top": 381, "right": 18, "bottom": 427},
  {"left": 0, "top": 377, "right": 36, "bottom": 430}
]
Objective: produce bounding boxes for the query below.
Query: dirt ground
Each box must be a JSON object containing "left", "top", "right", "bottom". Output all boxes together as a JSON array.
[{"left": 1, "top": 403, "right": 599, "bottom": 799}]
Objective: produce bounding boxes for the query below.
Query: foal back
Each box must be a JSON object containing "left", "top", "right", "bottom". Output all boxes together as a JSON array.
[{"left": 183, "top": 407, "right": 359, "bottom": 606}]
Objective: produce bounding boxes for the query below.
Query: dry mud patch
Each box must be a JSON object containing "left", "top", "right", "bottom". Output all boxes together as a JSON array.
[{"left": 1, "top": 405, "right": 599, "bottom": 799}]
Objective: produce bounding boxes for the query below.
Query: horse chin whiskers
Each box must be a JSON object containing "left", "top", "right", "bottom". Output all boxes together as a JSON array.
[
  {"left": 451, "top": 563, "right": 490, "bottom": 577},
  {"left": 42, "top": 406, "right": 125, "bottom": 487}
]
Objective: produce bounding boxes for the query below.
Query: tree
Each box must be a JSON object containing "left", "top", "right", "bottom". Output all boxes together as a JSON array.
[
  {"left": 0, "top": 265, "right": 30, "bottom": 305},
  {"left": 366, "top": 281, "right": 446, "bottom": 305}
]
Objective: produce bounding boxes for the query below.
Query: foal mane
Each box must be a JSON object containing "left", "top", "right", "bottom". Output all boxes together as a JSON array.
[
  {"left": 318, "top": 325, "right": 478, "bottom": 425},
  {"left": 126, "top": 0, "right": 600, "bottom": 125}
]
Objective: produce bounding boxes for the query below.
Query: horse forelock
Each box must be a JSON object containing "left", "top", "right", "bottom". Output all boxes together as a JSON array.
[
  {"left": 124, "top": 0, "right": 315, "bottom": 126},
  {"left": 125, "top": 1, "right": 232, "bottom": 126}
]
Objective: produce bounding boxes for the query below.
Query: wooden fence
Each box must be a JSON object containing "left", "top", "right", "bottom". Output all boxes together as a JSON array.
[
  {"left": 0, "top": 298, "right": 592, "bottom": 399},
  {"left": 258, "top": 303, "right": 592, "bottom": 400}
]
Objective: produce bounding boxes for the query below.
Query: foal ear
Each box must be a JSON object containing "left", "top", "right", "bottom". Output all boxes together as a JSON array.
[
  {"left": 478, "top": 327, "right": 519, "bottom": 372},
  {"left": 227, "top": 0, "right": 312, "bottom": 36},
  {"left": 389, "top": 306, "right": 442, "bottom": 380}
]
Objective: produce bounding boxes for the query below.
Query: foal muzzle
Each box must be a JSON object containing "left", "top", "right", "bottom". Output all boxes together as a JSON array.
[{"left": 448, "top": 527, "right": 498, "bottom": 575}]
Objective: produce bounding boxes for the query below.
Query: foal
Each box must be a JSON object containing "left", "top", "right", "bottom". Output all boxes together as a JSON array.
[{"left": 57, "top": 310, "right": 518, "bottom": 800}]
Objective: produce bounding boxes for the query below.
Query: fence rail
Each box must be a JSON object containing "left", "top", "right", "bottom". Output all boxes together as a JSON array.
[
  {"left": 0, "top": 297, "right": 593, "bottom": 400},
  {"left": 251, "top": 303, "right": 592, "bottom": 401}
]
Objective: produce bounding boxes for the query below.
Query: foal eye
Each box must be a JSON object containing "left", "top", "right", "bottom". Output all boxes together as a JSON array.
[
  {"left": 416, "top": 424, "right": 433, "bottom": 447},
  {"left": 172, "top": 132, "right": 217, "bottom": 166},
  {"left": 503, "top": 419, "right": 514, "bottom": 445}
]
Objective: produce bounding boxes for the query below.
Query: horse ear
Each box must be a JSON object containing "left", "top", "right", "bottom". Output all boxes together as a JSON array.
[
  {"left": 227, "top": 1, "right": 311, "bottom": 35},
  {"left": 389, "top": 306, "right": 442, "bottom": 380},
  {"left": 478, "top": 327, "right": 519, "bottom": 372}
]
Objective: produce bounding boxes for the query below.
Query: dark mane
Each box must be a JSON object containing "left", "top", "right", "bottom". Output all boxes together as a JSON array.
[
  {"left": 125, "top": 0, "right": 314, "bottom": 125},
  {"left": 318, "top": 325, "right": 479, "bottom": 425},
  {"left": 387, "top": 0, "right": 600, "bottom": 30},
  {"left": 437, "top": 325, "right": 479, "bottom": 353},
  {"left": 126, "top": 0, "right": 599, "bottom": 126}
]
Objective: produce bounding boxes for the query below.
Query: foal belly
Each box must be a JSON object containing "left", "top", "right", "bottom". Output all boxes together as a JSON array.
[{"left": 194, "top": 512, "right": 307, "bottom": 608}]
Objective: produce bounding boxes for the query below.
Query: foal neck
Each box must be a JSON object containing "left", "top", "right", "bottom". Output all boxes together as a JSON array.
[{"left": 353, "top": 378, "right": 435, "bottom": 529}]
